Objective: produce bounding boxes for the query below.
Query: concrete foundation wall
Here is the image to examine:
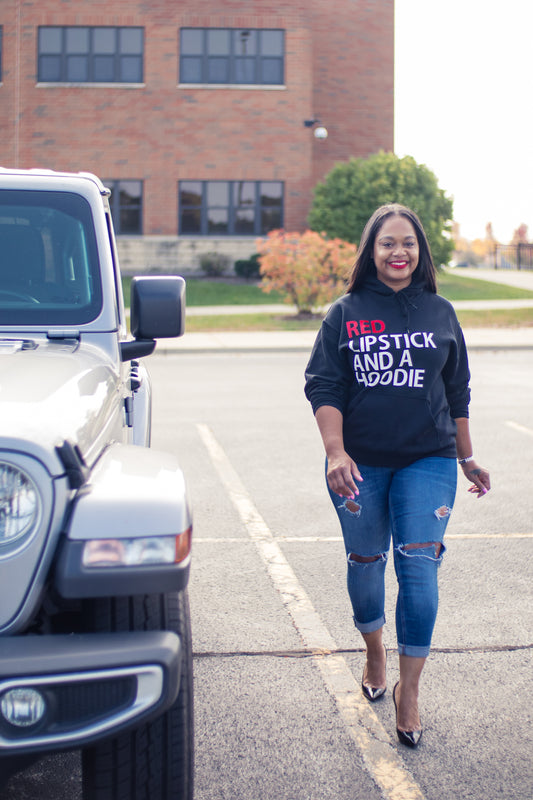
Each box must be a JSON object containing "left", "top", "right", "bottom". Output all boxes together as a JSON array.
[{"left": 117, "top": 235, "right": 258, "bottom": 276}]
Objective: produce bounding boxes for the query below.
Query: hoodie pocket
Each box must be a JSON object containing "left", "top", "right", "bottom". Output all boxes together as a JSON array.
[{"left": 344, "top": 390, "right": 445, "bottom": 459}]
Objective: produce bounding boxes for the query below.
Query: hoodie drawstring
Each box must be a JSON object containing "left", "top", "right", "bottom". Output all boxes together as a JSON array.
[{"left": 396, "top": 292, "right": 419, "bottom": 334}]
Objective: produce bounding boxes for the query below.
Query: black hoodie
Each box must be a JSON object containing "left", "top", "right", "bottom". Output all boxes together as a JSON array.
[{"left": 304, "top": 277, "right": 471, "bottom": 468}]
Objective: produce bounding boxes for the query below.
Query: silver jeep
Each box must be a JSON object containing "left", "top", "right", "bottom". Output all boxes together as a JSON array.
[{"left": 0, "top": 168, "right": 193, "bottom": 798}]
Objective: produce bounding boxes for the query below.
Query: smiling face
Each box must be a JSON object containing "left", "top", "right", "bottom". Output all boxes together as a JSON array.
[{"left": 373, "top": 215, "right": 420, "bottom": 291}]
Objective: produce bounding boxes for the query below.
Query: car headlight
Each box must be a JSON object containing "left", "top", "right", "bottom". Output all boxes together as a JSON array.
[{"left": 0, "top": 462, "right": 40, "bottom": 547}]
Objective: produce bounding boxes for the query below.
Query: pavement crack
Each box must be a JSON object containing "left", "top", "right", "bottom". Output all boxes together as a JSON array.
[{"left": 193, "top": 643, "right": 533, "bottom": 659}]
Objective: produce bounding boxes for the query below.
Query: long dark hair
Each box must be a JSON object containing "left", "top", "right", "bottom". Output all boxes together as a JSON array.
[{"left": 346, "top": 204, "right": 437, "bottom": 293}]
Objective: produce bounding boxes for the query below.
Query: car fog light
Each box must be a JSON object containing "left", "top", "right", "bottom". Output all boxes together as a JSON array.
[{"left": 1, "top": 688, "right": 46, "bottom": 728}]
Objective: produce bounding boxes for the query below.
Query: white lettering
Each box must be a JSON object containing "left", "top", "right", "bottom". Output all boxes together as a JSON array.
[
  {"left": 379, "top": 351, "right": 394, "bottom": 370},
  {"left": 355, "top": 332, "right": 436, "bottom": 352},
  {"left": 413, "top": 369, "right": 425, "bottom": 387},
  {"left": 363, "top": 353, "right": 379, "bottom": 370},
  {"left": 350, "top": 330, "right": 435, "bottom": 390},
  {"left": 393, "top": 369, "right": 408, "bottom": 386},
  {"left": 398, "top": 350, "right": 413, "bottom": 368}
]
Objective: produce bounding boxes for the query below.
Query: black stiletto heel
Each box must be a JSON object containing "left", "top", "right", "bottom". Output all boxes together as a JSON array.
[
  {"left": 393, "top": 681, "right": 422, "bottom": 748},
  {"left": 361, "top": 646, "right": 387, "bottom": 701}
]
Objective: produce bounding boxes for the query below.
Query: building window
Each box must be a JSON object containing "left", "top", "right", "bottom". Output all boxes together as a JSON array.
[
  {"left": 180, "top": 29, "right": 284, "bottom": 85},
  {"left": 38, "top": 27, "right": 144, "bottom": 83},
  {"left": 105, "top": 180, "right": 143, "bottom": 234},
  {"left": 179, "top": 181, "right": 283, "bottom": 236}
]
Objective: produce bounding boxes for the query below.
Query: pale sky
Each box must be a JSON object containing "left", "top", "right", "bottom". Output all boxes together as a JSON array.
[{"left": 394, "top": 0, "right": 533, "bottom": 243}]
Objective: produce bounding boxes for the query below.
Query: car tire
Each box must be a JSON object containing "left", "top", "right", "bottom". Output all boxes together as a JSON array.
[{"left": 81, "top": 591, "right": 193, "bottom": 800}]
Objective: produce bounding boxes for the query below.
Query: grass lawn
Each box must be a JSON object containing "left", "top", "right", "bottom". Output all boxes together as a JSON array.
[
  {"left": 121, "top": 276, "right": 284, "bottom": 307},
  {"left": 455, "top": 307, "right": 533, "bottom": 327},
  {"left": 185, "top": 312, "right": 324, "bottom": 332},
  {"left": 123, "top": 271, "right": 533, "bottom": 307},
  {"left": 122, "top": 270, "right": 533, "bottom": 330},
  {"left": 184, "top": 307, "right": 533, "bottom": 332},
  {"left": 436, "top": 271, "right": 533, "bottom": 300}
]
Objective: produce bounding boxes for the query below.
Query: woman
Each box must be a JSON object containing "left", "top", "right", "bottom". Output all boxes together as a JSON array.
[{"left": 304, "top": 204, "right": 490, "bottom": 748}]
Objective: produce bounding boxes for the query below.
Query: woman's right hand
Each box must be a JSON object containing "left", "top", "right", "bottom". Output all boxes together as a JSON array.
[
  {"left": 314, "top": 406, "right": 363, "bottom": 498},
  {"left": 326, "top": 451, "right": 363, "bottom": 498}
]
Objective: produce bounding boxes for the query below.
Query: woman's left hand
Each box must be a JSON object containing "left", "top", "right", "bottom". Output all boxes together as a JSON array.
[{"left": 461, "top": 460, "right": 491, "bottom": 498}]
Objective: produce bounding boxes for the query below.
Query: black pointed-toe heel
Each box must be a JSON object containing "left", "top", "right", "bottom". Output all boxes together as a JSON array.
[
  {"left": 362, "top": 682, "right": 387, "bottom": 702},
  {"left": 392, "top": 681, "right": 422, "bottom": 748},
  {"left": 361, "top": 647, "right": 387, "bottom": 702}
]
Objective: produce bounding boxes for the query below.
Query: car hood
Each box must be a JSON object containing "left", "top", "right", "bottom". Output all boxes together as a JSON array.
[{"left": 0, "top": 338, "right": 124, "bottom": 474}]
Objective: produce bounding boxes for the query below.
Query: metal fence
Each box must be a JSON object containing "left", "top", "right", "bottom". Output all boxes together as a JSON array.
[{"left": 494, "top": 244, "right": 533, "bottom": 270}]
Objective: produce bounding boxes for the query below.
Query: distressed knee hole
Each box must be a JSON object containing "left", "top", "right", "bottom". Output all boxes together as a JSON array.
[
  {"left": 397, "top": 541, "right": 444, "bottom": 559},
  {"left": 348, "top": 552, "right": 386, "bottom": 564},
  {"left": 434, "top": 505, "right": 452, "bottom": 520},
  {"left": 339, "top": 498, "right": 362, "bottom": 517}
]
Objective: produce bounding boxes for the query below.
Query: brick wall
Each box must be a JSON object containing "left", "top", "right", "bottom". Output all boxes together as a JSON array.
[{"left": 0, "top": 0, "right": 393, "bottom": 268}]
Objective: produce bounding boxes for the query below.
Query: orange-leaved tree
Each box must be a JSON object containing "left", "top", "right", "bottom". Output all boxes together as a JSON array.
[{"left": 256, "top": 229, "right": 355, "bottom": 315}]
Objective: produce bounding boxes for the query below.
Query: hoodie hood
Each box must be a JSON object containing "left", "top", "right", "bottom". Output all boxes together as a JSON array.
[{"left": 362, "top": 276, "right": 426, "bottom": 333}]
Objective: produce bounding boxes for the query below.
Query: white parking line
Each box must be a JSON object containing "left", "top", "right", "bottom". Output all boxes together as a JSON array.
[
  {"left": 505, "top": 420, "right": 533, "bottom": 437},
  {"left": 197, "top": 423, "right": 425, "bottom": 800},
  {"left": 194, "top": 533, "right": 533, "bottom": 543}
]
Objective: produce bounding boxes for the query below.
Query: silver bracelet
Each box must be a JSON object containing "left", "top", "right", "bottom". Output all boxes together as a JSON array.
[{"left": 458, "top": 455, "right": 474, "bottom": 465}]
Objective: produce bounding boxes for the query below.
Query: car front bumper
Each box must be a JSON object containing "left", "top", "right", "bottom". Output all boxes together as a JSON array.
[{"left": 0, "top": 630, "right": 181, "bottom": 753}]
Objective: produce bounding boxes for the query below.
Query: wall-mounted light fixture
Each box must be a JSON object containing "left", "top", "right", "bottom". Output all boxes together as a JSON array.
[{"left": 303, "top": 119, "right": 328, "bottom": 140}]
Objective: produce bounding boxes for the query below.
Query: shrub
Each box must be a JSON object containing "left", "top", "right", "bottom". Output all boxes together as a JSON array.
[
  {"left": 199, "top": 252, "right": 231, "bottom": 277},
  {"left": 234, "top": 253, "right": 261, "bottom": 280},
  {"left": 256, "top": 229, "right": 354, "bottom": 315}
]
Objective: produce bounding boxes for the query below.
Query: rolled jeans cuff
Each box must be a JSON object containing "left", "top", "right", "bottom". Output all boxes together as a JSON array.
[
  {"left": 398, "top": 642, "right": 431, "bottom": 658},
  {"left": 354, "top": 614, "right": 386, "bottom": 634}
]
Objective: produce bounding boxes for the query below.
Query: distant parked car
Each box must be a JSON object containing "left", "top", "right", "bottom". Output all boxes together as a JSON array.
[{"left": 0, "top": 168, "right": 193, "bottom": 798}]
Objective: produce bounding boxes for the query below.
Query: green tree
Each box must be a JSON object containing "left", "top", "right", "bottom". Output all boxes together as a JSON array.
[{"left": 308, "top": 152, "right": 454, "bottom": 266}]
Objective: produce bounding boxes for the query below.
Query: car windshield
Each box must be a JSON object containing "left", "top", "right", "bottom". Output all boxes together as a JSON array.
[{"left": 0, "top": 189, "right": 103, "bottom": 325}]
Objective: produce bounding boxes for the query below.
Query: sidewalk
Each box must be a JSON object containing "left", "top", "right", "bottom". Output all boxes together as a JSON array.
[
  {"left": 451, "top": 266, "right": 533, "bottom": 291},
  {"left": 185, "top": 298, "right": 533, "bottom": 316},
  {"left": 158, "top": 267, "right": 533, "bottom": 353},
  {"left": 157, "top": 326, "right": 533, "bottom": 353}
]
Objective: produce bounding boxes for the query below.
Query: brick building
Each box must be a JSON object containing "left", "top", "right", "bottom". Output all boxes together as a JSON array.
[{"left": 0, "top": 0, "right": 394, "bottom": 273}]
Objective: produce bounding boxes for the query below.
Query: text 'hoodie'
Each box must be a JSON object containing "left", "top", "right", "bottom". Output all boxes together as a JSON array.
[{"left": 304, "top": 277, "right": 471, "bottom": 468}]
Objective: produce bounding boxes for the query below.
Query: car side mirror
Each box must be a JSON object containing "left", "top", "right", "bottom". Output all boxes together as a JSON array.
[{"left": 121, "top": 276, "right": 186, "bottom": 362}]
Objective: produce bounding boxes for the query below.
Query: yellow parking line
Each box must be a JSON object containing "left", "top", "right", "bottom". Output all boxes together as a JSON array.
[
  {"left": 505, "top": 420, "right": 533, "bottom": 437},
  {"left": 198, "top": 422, "right": 426, "bottom": 800}
]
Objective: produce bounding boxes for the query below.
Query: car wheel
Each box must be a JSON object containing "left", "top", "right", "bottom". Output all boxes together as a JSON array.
[{"left": 81, "top": 591, "right": 193, "bottom": 800}]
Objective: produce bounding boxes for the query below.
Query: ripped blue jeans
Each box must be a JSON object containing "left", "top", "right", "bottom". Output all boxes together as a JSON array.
[{"left": 327, "top": 457, "right": 457, "bottom": 657}]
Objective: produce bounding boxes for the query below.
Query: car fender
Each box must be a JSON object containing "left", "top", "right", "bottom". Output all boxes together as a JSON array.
[
  {"left": 66, "top": 443, "right": 191, "bottom": 539},
  {"left": 55, "top": 443, "right": 192, "bottom": 598}
]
